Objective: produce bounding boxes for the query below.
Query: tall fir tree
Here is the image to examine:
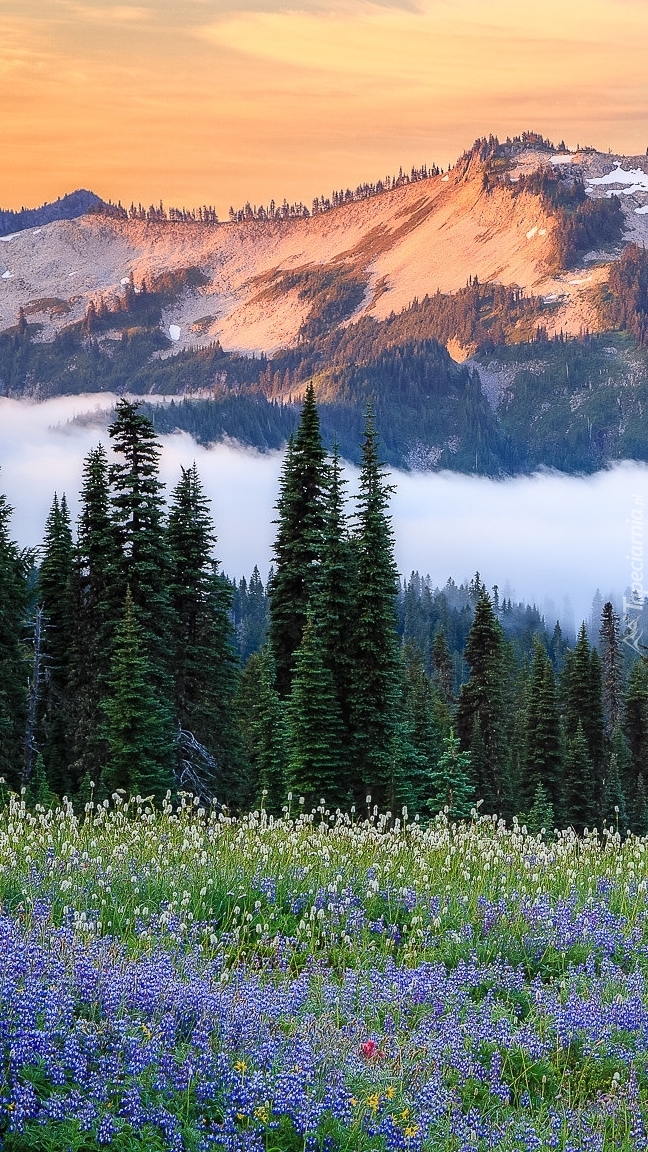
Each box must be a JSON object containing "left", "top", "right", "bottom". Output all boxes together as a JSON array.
[
  {"left": 108, "top": 399, "right": 174, "bottom": 691},
  {"left": 456, "top": 593, "right": 512, "bottom": 816},
  {"left": 432, "top": 628, "right": 455, "bottom": 709},
  {"left": 349, "top": 409, "right": 404, "bottom": 811},
  {"left": 318, "top": 442, "right": 356, "bottom": 737},
  {"left": 167, "top": 463, "right": 243, "bottom": 801},
  {"left": 624, "top": 658, "right": 648, "bottom": 792},
  {"left": 402, "top": 642, "right": 443, "bottom": 813},
  {"left": 237, "top": 566, "right": 268, "bottom": 663},
  {"left": 101, "top": 589, "right": 175, "bottom": 801},
  {"left": 68, "top": 445, "right": 121, "bottom": 790},
  {"left": 287, "top": 605, "right": 347, "bottom": 806},
  {"left": 237, "top": 646, "right": 287, "bottom": 814},
  {"left": 0, "top": 488, "right": 29, "bottom": 791},
  {"left": 600, "top": 601, "right": 623, "bottom": 735},
  {"left": 521, "top": 638, "right": 563, "bottom": 816},
  {"left": 563, "top": 720, "right": 597, "bottom": 831},
  {"left": 562, "top": 624, "right": 605, "bottom": 807},
  {"left": 37, "top": 493, "right": 73, "bottom": 795},
  {"left": 268, "top": 384, "right": 328, "bottom": 696},
  {"left": 632, "top": 772, "right": 648, "bottom": 836}
]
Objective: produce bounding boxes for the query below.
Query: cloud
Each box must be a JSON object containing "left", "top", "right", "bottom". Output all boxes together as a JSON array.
[{"left": 0, "top": 396, "right": 643, "bottom": 629}]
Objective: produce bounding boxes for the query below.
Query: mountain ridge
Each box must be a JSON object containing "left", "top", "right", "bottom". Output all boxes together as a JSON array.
[{"left": 3, "top": 133, "right": 648, "bottom": 475}]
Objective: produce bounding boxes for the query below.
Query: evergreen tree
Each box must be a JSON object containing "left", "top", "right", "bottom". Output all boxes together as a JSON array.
[
  {"left": 548, "top": 621, "right": 568, "bottom": 673},
  {"left": 610, "top": 720, "right": 632, "bottom": 796},
  {"left": 167, "top": 463, "right": 243, "bottom": 801},
  {"left": 432, "top": 628, "right": 455, "bottom": 708},
  {"left": 562, "top": 624, "right": 605, "bottom": 804},
  {"left": 101, "top": 590, "right": 175, "bottom": 801},
  {"left": 349, "top": 409, "right": 403, "bottom": 810},
  {"left": 108, "top": 399, "right": 174, "bottom": 690},
  {"left": 601, "top": 753, "right": 628, "bottom": 834},
  {"left": 456, "top": 592, "right": 512, "bottom": 816},
  {"left": 38, "top": 493, "right": 73, "bottom": 795},
  {"left": 237, "top": 646, "right": 287, "bottom": 814},
  {"left": 237, "top": 566, "right": 268, "bottom": 662},
  {"left": 287, "top": 606, "right": 347, "bottom": 806},
  {"left": 26, "top": 753, "right": 56, "bottom": 810},
  {"left": 268, "top": 384, "right": 328, "bottom": 696},
  {"left": 68, "top": 445, "right": 121, "bottom": 790},
  {"left": 624, "top": 658, "right": 648, "bottom": 790},
  {"left": 508, "top": 658, "right": 530, "bottom": 816},
  {"left": 426, "top": 728, "right": 474, "bottom": 820},
  {"left": 522, "top": 638, "right": 563, "bottom": 815},
  {"left": 524, "top": 783, "right": 555, "bottom": 836},
  {"left": 402, "top": 643, "right": 442, "bottom": 811},
  {"left": 600, "top": 601, "right": 623, "bottom": 735},
  {"left": 0, "top": 488, "right": 29, "bottom": 791},
  {"left": 318, "top": 442, "right": 356, "bottom": 735},
  {"left": 563, "top": 720, "right": 597, "bottom": 831},
  {"left": 631, "top": 772, "right": 648, "bottom": 836}
]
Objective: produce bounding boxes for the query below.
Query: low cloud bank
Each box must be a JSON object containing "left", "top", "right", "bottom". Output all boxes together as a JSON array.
[{"left": 0, "top": 396, "right": 643, "bottom": 628}]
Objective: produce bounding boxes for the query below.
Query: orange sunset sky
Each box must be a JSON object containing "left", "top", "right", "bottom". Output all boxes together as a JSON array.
[{"left": 1, "top": 0, "right": 648, "bottom": 215}]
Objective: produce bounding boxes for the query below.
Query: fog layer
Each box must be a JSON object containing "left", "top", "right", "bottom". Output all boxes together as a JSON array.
[{"left": 0, "top": 395, "right": 642, "bottom": 627}]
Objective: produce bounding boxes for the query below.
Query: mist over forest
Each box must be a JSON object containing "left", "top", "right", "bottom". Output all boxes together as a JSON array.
[{"left": 0, "top": 394, "right": 640, "bottom": 629}]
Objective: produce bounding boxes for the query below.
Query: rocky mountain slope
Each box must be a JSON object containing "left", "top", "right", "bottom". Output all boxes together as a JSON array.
[{"left": 2, "top": 133, "right": 648, "bottom": 473}]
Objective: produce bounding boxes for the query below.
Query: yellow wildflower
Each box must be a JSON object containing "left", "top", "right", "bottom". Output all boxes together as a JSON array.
[{"left": 234, "top": 1059, "right": 248, "bottom": 1075}]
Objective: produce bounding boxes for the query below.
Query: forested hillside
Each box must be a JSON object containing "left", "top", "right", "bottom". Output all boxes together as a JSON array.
[
  {"left": 0, "top": 189, "right": 105, "bottom": 237},
  {"left": 0, "top": 391, "right": 645, "bottom": 834}
]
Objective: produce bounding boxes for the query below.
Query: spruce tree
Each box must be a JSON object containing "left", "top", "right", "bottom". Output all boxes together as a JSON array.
[
  {"left": 562, "top": 624, "right": 605, "bottom": 807},
  {"left": 237, "top": 646, "right": 287, "bottom": 814},
  {"left": 108, "top": 399, "right": 174, "bottom": 690},
  {"left": 426, "top": 728, "right": 474, "bottom": 820},
  {"left": 624, "top": 658, "right": 648, "bottom": 790},
  {"left": 349, "top": 409, "right": 403, "bottom": 811},
  {"left": 38, "top": 493, "right": 73, "bottom": 795},
  {"left": 600, "top": 602, "right": 623, "bottom": 735},
  {"left": 563, "top": 625, "right": 603, "bottom": 754},
  {"left": 563, "top": 720, "right": 597, "bottom": 831},
  {"left": 456, "top": 593, "right": 512, "bottom": 816},
  {"left": 524, "top": 783, "right": 555, "bottom": 836},
  {"left": 101, "top": 590, "right": 175, "bottom": 801},
  {"left": 238, "top": 566, "right": 268, "bottom": 662},
  {"left": 167, "top": 463, "right": 243, "bottom": 801},
  {"left": 402, "top": 643, "right": 442, "bottom": 812},
  {"left": 268, "top": 385, "right": 328, "bottom": 696},
  {"left": 0, "top": 488, "right": 29, "bottom": 791},
  {"left": 522, "top": 638, "right": 563, "bottom": 816},
  {"left": 432, "top": 628, "right": 455, "bottom": 708},
  {"left": 610, "top": 720, "right": 632, "bottom": 795},
  {"left": 287, "top": 606, "right": 347, "bottom": 807},
  {"left": 632, "top": 772, "right": 648, "bottom": 836},
  {"left": 68, "top": 445, "right": 121, "bottom": 790},
  {"left": 318, "top": 442, "right": 356, "bottom": 735}
]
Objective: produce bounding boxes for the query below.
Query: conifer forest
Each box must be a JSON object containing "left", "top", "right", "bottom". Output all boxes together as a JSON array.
[
  {"left": 5, "top": 389, "right": 648, "bottom": 1152},
  {"left": 0, "top": 386, "right": 644, "bottom": 836}
]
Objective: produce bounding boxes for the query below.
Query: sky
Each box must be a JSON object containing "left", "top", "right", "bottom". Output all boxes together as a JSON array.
[
  {"left": 1, "top": 0, "right": 648, "bottom": 215},
  {"left": 0, "top": 396, "right": 643, "bottom": 629}
]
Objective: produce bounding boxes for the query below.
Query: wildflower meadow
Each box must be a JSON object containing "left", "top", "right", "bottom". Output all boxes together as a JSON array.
[{"left": 1, "top": 793, "right": 648, "bottom": 1151}]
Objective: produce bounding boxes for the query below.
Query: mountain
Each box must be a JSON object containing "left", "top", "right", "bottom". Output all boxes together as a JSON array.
[{"left": 2, "top": 132, "right": 648, "bottom": 473}]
